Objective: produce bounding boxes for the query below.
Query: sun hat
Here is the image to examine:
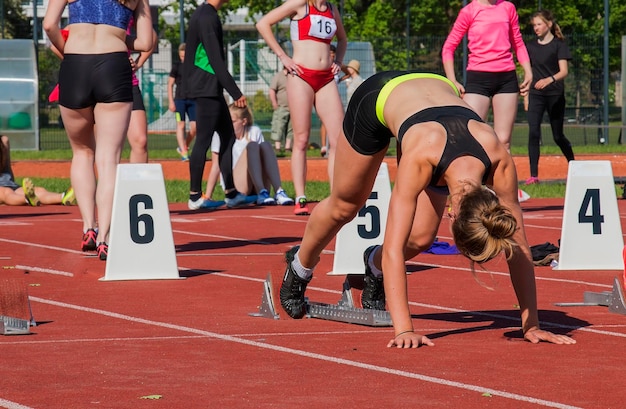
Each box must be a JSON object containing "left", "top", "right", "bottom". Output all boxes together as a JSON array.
[{"left": 342, "top": 60, "right": 360, "bottom": 75}]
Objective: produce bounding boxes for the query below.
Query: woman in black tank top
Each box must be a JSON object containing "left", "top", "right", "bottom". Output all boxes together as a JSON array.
[{"left": 278, "top": 71, "right": 576, "bottom": 349}]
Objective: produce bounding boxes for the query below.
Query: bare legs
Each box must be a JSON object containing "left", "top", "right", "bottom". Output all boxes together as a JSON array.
[
  {"left": 297, "top": 134, "right": 385, "bottom": 268},
  {"left": 127, "top": 108, "right": 148, "bottom": 163},
  {"left": 61, "top": 101, "right": 131, "bottom": 244},
  {"left": 463, "top": 92, "right": 518, "bottom": 151}
]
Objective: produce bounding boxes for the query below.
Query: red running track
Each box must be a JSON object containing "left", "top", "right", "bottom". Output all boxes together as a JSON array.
[{"left": 0, "top": 199, "right": 625, "bottom": 408}]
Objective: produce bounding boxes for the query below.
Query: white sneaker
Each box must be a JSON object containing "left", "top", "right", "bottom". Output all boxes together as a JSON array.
[
  {"left": 256, "top": 189, "right": 276, "bottom": 205},
  {"left": 275, "top": 189, "right": 294, "bottom": 205},
  {"left": 188, "top": 197, "right": 205, "bottom": 210}
]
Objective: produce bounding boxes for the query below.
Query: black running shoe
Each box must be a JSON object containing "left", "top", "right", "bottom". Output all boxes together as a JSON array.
[
  {"left": 361, "top": 245, "right": 386, "bottom": 310},
  {"left": 97, "top": 242, "right": 108, "bottom": 261},
  {"left": 279, "top": 246, "right": 311, "bottom": 318},
  {"left": 81, "top": 229, "right": 97, "bottom": 252}
]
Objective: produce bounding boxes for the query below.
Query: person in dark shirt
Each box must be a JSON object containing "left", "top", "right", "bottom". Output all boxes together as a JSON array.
[
  {"left": 168, "top": 43, "right": 196, "bottom": 161},
  {"left": 524, "top": 9, "right": 575, "bottom": 185},
  {"left": 183, "top": 0, "right": 248, "bottom": 210}
]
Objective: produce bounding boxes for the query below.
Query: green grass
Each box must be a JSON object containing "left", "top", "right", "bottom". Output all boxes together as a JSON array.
[
  {"left": 20, "top": 177, "right": 331, "bottom": 204},
  {"left": 13, "top": 141, "right": 626, "bottom": 203}
]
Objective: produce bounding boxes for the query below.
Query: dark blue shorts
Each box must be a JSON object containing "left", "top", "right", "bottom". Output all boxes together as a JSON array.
[{"left": 174, "top": 99, "right": 197, "bottom": 122}]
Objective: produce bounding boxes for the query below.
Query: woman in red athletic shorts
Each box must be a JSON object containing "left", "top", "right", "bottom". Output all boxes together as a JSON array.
[{"left": 256, "top": 0, "right": 347, "bottom": 215}]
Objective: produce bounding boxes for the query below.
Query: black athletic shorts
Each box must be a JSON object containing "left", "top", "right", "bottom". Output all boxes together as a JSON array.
[
  {"left": 132, "top": 85, "right": 145, "bottom": 111},
  {"left": 464, "top": 70, "right": 519, "bottom": 97},
  {"left": 343, "top": 71, "right": 403, "bottom": 155},
  {"left": 59, "top": 52, "right": 133, "bottom": 109}
]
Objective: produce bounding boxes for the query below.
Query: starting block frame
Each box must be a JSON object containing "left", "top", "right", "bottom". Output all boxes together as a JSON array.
[
  {"left": 250, "top": 274, "right": 392, "bottom": 327},
  {"left": 555, "top": 277, "right": 626, "bottom": 315},
  {"left": 0, "top": 315, "right": 30, "bottom": 335}
]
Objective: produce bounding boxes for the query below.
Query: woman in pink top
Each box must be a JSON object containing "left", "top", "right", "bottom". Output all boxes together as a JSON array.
[{"left": 442, "top": 0, "right": 532, "bottom": 151}]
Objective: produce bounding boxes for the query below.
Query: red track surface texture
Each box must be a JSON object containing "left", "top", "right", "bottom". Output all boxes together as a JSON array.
[{"left": 1, "top": 197, "right": 626, "bottom": 409}]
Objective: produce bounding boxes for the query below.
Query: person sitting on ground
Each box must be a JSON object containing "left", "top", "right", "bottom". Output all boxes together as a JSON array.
[
  {"left": 0, "top": 135, "right": 75, "bottom": 206},
  {"left": 278, "top": 71, "right": 576, "bottom": 349},
  {"left": 204, "top": 105, "right": 294, "bottom": 207}
]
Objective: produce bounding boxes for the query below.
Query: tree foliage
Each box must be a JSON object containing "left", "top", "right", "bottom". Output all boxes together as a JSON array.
[
  {"left": 1, "top": 0, "right": 31, "bottom": 39},
  {"left": 215, "top": 0, "right": 623, "bottom": 73}
]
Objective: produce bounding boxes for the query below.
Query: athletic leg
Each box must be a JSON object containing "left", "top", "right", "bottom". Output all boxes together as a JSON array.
[
  {"left": 547, "top": 95, "right": 575, "bottom": 161},
  {"left": 297, "top": 132, "right": 387, "bottom": 269},
  {"left": 127, "top": 108, "right": 148, "bottom": 163},
  {"left": 526, "top": 94, "right": 545, "bottom": 178},
  {"left": 491, "top": 93, "right": 519, "bottom": 150},
  {"left": 93, "top": 101, "right": 132, "bottom": 243},
  {"left": 314, "top": 80, "right": 344, "bottom": 188},
  {"left": 60, "top": 105, "right": 97, "bottom": 232},
  {"left": 286, "top": 75, "right": 315, "bottom": 199}
]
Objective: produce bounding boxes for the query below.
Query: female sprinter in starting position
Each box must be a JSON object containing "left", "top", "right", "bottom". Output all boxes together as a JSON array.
[{"left": 279, "top": 71, "right": 576, "bottom": 348}]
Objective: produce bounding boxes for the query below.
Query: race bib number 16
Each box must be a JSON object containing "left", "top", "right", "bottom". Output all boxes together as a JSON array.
[{"left": 308, "top": 15, "right": 336, "bottom": 40}]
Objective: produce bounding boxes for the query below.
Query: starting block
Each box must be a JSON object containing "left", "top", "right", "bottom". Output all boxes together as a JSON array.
[
  {"left": 555, "top": 160, "right": 624, "bottom": 270},
  {"left": 248, "top": 273, "right": 280, "bottom": 320},
  {"left": 102, "top": 164, "right": 180, "bottom": 281},
  {"left": 249, "top": 274, "right": 392, "bottom": 327},
  {"left": 555, "top": 277, "right": 626, "bottom": 315},
  {"left": 328, "top": 162, "right": 391, "bottom": 275},
  {"left": 0, "top": 316, "right": 30, "bottom": 335},
  {"left": 0, "top": 278, "right": 34, "bottom": 335}
]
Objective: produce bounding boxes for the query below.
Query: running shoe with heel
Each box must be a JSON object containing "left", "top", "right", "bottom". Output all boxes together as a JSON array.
[
  {"left": 225, "top": 192, "right": 254, "bottom": 208},
  {"left": 275, "top": 189, "right": 294, "bottom": 206},
  {"left": 279, "top": 246, "right": 311, "bottom": 318},
  {"left": 22, "top": 178, "right": 40, "bottom": 206},
  {"left": 61, "top": 187, "right": 76, "bottom": 205},
  {"left": 81, "top": 228, "right": 97, "bottom": 252},
  {"left": 200, "top": 199, "right": 225, "bottom": 209},
  {"left": 524, "top": 176, "right": 540, "bottom": 185},
  {"left": 176, "top": 147, "right": 189, "bottom": 161},
  {"left": 97, "top": 242, "right": 108, "bottom": 261},
  {"left": 188, "top": 197, "right": 205, "bottom": 210},
  {"left": 293, "top": 196, "right": 310, "bottom": 215},
  {"left": 361, "top": 245, "right": 386, "bottom": 310},
  {"left": 256, "top": 189, "right": 276, "bottom": 205}
]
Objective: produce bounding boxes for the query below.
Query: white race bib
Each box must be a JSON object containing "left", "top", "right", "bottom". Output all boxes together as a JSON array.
[{"left": 308, "top": 14, "right": 337, "bottom": 40}]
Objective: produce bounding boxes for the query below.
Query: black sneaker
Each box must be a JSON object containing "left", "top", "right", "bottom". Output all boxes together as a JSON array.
[
  {"left": 279, "top": 246, "right": 310, "bottom": 318},
  {"left": 361, "top": 245, "right": 386, "bottom": 310}
]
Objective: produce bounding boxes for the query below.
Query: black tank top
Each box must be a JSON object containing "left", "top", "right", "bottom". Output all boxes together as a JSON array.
[{"left": 397, "top": 105, "right": 492, "bottom": 187}]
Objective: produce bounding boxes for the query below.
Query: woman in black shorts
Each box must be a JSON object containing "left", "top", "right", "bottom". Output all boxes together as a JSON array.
[
  {"left": 278, "top": 71, "right": 575, "bottom": 349},
  {"left": 43, "top": 0, "right": 153, "bottom": 260}
]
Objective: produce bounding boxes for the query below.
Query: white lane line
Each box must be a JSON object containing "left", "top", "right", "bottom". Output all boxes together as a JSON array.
[
  {"left": 15, "top": 265, "right": 73, "bottom": 277},
  {"left": 0, "top": 238, "right": 84, "bottom": 255},
  {"left": 11, "top": 262, "right": 625, "bottom": 339},
  {"left": 29, "top": 296, "right": 582, "bottom": 409},
  {"left": 0, "top": 398, "right": 33, "bottom": 409}
]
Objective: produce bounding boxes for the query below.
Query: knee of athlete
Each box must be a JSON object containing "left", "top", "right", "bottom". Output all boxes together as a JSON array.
[
  {"left": 406, "top": 235, "right": 436, "bottom": 256},
  {"left": 329, "top": 199, "right": 360, "bottom": 224}
]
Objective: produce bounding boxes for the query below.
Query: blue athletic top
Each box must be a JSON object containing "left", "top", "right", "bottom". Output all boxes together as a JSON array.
[{"left": 69, "top": 0, "right": 133, "bottom": 30}]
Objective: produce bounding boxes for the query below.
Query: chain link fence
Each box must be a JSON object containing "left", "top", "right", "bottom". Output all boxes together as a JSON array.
[{"left": 38, "top": 34, "right": 623, "bottom": 150}]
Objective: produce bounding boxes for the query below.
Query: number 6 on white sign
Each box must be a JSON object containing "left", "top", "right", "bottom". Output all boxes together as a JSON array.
[{"left": 102, "top": 164, "right": 180, "bottom": 281}]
